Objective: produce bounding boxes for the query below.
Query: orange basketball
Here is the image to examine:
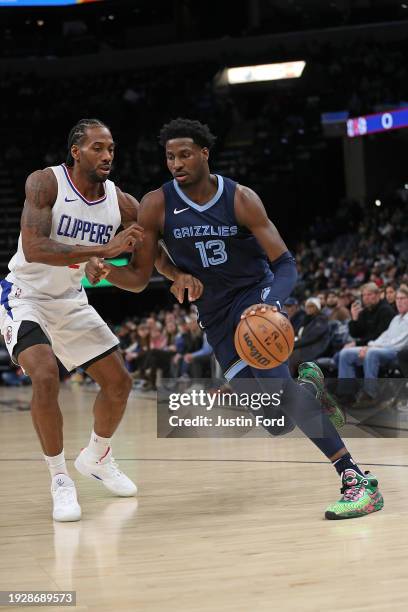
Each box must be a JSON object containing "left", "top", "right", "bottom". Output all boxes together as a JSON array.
[{"left": 234, "top": 308, "right": 295, "bottom": 369}]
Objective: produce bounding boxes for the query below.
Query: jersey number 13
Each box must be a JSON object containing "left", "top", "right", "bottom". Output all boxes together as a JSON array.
[{"left": 195, "top": 240, "right": 228, "bottom": 268}]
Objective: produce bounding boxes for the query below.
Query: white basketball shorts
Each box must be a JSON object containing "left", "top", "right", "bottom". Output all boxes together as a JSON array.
[{"left": 0, "top": 280, "right": 118, "bottom": 372}]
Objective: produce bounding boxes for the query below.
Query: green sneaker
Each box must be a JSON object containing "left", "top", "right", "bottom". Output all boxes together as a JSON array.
[
  {"left": 297, "top": 361, "right": 345, "bottom": 429},
  {"left": 325, "top": 469, "right": 384, "bottom": 520}
]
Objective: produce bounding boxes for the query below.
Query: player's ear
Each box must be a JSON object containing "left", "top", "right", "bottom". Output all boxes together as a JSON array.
[
  {"left": 201, "top": 147, "right": 209, "bottom": 162},
  {"left": 71, "top": 144, "right": 80, "bottom": 163}
]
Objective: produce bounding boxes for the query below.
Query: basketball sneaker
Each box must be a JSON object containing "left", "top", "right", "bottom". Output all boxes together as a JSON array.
[
  {"left": 325, "top": 469, "right": 384, "bottom": 520},
  {"left": 297, "top": 362, "right": 345, "bottom": 429},
  {"left": 51, "top": 474, "right": 81, "bottom": 522},
  {"left": 74, "top": 447, "right": 137, "bottom": 497}
]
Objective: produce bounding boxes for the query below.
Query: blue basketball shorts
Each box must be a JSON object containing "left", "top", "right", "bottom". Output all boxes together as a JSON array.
[{"left": 198, "top": 278, "right": 290, "bottom": 381}]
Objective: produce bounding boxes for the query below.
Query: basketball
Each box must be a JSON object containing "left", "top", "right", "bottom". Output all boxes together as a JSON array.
[{"left": 234, "top": 308, "right": 295, "bottom": 369}]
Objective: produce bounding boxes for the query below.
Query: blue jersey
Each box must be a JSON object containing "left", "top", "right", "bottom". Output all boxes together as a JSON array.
[{"left": 162, "top": 175, "right": 273, "bottom": 319}]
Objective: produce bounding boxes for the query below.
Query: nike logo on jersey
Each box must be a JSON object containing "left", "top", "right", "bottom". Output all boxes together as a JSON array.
[
  {"left": 174, "top": 207, "right": 189, "bottom": 215},
  {"left": 65, "top": 196, "right": 78, "bottom": 202}
]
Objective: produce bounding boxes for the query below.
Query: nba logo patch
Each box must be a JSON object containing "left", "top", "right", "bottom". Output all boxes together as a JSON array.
[
  {"left": 5, "top": 326, "right": 12, "bottom": 345},
  {"left": 261, "top": 287, "right": 271, "bottom": 302}
]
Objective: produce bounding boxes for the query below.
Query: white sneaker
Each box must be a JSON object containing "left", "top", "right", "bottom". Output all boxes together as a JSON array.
[
  {"left": 74, "top": 448, "right": 137, "bottom": 497},
  {"left": 51, "top": 474, "right": 81, "bottom": 522}
]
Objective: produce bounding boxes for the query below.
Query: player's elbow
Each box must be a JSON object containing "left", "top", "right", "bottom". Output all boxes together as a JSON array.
[
  {"left": 126, "top": 263, "right": 154, "bottom": 293},
  {"left": 127, "top": 271, "right": 150, "bottom": 293},
  {"left": 22, "top": 244, "right": 45, "bottom": 264},
  {"left": 132, "top": 278, "right": 149, "bottom": 293},
  {"left": 22, "top": 240, "right": 35, "bottom": 263}
]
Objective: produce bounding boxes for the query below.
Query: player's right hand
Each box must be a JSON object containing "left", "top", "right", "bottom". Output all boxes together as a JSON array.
[
  {"left": 240, "top": 303, "right": 278, "bottom": 319},
  {"left": 103, "top": 224, "right": 144, "bottom": 258},
  {"left": 85, "top": 257, "right": 110, "bottom": 285}
]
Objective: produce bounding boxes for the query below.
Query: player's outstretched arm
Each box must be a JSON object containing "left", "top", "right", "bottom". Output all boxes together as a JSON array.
[
  {"left": 116, "top": 186, "right": 190, "bottom": 284},
  {"left": 88, "top": 188, "right": 203, "bottom": 299},
  {"left": 235, "top": 184, "right": 297, "bottom": 312},
  {"left": 92, "top": 190, "right": 162, "bottom": 292},
  {"left": 21, "top": 169, "right": 143, "bottom": 266}
]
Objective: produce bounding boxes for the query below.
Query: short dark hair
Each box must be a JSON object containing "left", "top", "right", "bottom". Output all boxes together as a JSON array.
[
  {"left": 66, "top": 118, "right": 109, "bottom": 166},
  {"left": 158, "top": 118, "right": 216, "bottom": 149}
]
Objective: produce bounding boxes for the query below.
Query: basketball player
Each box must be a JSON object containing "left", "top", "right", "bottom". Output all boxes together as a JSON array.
[
  {"left": 0, "top": 118, "right": 202, "bottom": 522},
  {"left": 85, "top": 118, "right": 384, "bottom": 520}
]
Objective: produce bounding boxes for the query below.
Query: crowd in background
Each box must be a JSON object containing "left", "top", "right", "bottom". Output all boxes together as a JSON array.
[
  {"left": 0, "top": 303, "right": 213, "bottom": 391},
  {"left": 295, "top": 191, "right": 408, "bottom": 297},
  {"left": 2, "top": 25, "right": 408, "bottom": 397},
  {"left": 3, "top": 278, "right": 408, "bottom": 405},
  {"left": 3, "top": 36, "right": 408, "bottom": 223}
]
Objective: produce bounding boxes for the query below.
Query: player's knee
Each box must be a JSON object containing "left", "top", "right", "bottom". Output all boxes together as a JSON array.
[
  {"left": 30, "top": 364, "right": 59, "bottom": 394},
  {"left": 101, "top": 370, "right": 132, "bottom": 401},
  {"left": 121, "top": 371, "right": 133, "bottom": 395}
]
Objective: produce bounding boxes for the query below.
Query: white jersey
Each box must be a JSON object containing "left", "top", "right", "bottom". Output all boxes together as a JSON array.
[{"left": 6, "top": 164, "right": 121, "bottom": 299}]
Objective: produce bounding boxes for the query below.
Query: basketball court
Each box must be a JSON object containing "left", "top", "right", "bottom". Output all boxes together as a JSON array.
[{"left": 1, "top": 384, "right": 408, "bottom": 611}]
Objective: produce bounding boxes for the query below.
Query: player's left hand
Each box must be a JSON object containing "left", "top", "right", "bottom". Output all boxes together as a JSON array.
[
  {"left": 170, "top": 273, "right": 203, "bottom": 303},
  {"left": 85, "top": 257, "right": 111, "bottom": 285},
  {"left": 240, "top": 303, "right": 279, "bottom": 319}
]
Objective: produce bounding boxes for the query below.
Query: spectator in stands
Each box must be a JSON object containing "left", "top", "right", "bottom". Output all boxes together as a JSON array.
[
  {"left": 346, "top": 282, "right": 395, "bottom": 348},
  {"left": 337, "top": 285, "right": 408, "bottom": 403},
  {"left": 384, "top": 282, "right": 398, "bottom": 313},
  {"left": 321, "top": 291, "right": 333, "bottom": 317},
  {"left": 179, "top": 316, "right": 211, "bottom": 379},
  {"left": 317, "top": 293, "right": 327, "bottom": 311},
  {"left": 284, "top": 297, "right": 305, "bottom": 334},
  {"left": 171, "top": 317, "right": 194, "bottom": 378},
  {"left": 124, "top": 324, "right": 150, "bottom": 377},
  {"left": 142, "top": 320, "right": 179, "bottom": 390},
  {"left": 116, "top": 323, "right": 132, "bottom": 351},
  {"left": 327, "top": 291, "right": 351, "bottom": 323},
  {"left": 1, "top": 364, "right": 30, "bottom": 387},
  {"left": 289, "top": 297, "right": 330, "bottom": 376},
  {"left": 338, "top": 291, "right": 354, "bottom": 311},
  {"left": 149, "top": 322, "right": 167, "bottom": 350},
  {"left": 182, "top": 333, "right": 213, "bottom": 379}
]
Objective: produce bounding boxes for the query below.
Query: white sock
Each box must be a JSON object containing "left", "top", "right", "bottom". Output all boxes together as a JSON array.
[
  {"left": 44, "top": 450, "right": 69, "bottom": 478},
  {"left": 86, "top": 430, "right": 111, "bottom": 459}
]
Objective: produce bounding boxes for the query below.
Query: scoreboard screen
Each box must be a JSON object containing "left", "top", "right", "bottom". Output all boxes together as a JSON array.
[
  {"left": 347, "top": 107, "right": 408, "bottom": 138},
  {"left": 0, "top": 1, "right": 101, "bottom": 6}
]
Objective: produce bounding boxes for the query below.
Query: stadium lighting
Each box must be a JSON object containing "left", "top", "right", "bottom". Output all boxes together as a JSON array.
[
  {"left": 375, "top": 200, "right": 382, "bottom": 207},
  {"left": 225, "top": 61, "right": 306, "bottom": 85}
]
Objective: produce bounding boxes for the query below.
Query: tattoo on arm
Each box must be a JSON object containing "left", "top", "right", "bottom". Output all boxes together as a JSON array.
[{"left": 21, "top": 169, "right": 105, "bottom": 264}]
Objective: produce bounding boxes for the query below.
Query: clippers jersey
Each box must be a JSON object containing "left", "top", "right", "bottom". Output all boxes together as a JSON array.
[
  {"left": 6, "top": 164, "right": 121, "bottom": 298},
  {"left": 162, "top": 175, "right": 273, "bottom": 319}
]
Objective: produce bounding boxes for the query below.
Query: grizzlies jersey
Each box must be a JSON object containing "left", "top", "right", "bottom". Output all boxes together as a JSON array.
[
  {"left": 6, "top": 164, "right": 121, "bottom": 298},
  {"left": 162, "top": 175, "right": 273, "bottom": 319}
]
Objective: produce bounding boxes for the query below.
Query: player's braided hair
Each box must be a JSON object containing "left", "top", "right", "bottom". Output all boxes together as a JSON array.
[
  {"left": 159, "top": 118, "right": 216, "bottom": 149},
  {"left": 66, "top": 118, "right": 109, "bottom": 166}
]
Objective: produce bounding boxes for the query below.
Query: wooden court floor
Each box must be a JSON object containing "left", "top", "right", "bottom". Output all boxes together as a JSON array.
[{"left": 1, "top": 384, "right": 408, "bottom": 612}]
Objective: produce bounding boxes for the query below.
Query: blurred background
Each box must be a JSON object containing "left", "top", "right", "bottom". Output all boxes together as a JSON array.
[{"left": 1, "top": 0, "right": 408, "bottom": 398}]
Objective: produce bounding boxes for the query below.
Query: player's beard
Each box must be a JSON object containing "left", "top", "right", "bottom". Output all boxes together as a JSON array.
[{"left": 89, "top": 165, "right": 113, "bottom": 183}]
